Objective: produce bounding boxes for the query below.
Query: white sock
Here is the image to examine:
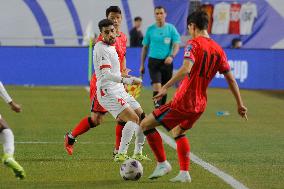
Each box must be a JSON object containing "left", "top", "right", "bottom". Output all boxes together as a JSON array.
[
  {"left": 134, "top": 124, "right": 145, "bottom": 154},
  {"left": 180, "top": 170, "right": 189, "bottom": 175},
  {"left": 118, "top": 121, "right": 136, "bottom": 154},
  {"left": 0, "top": 129, "right": 15, "bottom": 155}
]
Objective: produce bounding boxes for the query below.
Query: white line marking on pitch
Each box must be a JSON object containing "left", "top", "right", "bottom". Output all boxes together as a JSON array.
[
  {"left": 158, "top": 130, "right": 249, "bottom": 189},
  {"left": 84, "top": 86, "right": 249, "bottom": 188}
]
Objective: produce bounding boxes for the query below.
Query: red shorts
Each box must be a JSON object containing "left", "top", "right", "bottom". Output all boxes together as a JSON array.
[
  {"left": 90, "top": 75, "right": 107, "bottom": 113},
  {"left": 152, "top": 102, "right": 202, "bottom": 131}
]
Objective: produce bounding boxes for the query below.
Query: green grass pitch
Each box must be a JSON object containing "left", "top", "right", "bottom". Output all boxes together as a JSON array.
[{"left": 0, "top": 86, "right": 283, "bottom": 189}]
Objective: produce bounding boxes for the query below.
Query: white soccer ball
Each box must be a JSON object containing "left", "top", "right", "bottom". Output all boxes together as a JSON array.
[{"left": 120, "top": 159, "right": 143, "bottom": 181}]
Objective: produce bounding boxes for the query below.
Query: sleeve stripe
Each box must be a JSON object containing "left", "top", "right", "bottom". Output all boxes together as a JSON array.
[{"left": 100, "top": 65, "right": 111, "bottom": 69}]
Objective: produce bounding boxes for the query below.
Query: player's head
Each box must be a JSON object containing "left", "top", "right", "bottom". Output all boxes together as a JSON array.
[
  {"left": 98, "top": 19, "right": 116, "bottom": 45},
  {"left": 231, "top": 38, "right": 242, "bottom": 48},
  {"left": 154, "top": 6, "right": 167, "bottom": 24},
  {"left": 106, "top": 6, "right": 122, "bottom": 31},
  {"left": 134, "top": 16, "right": 142, "bottom": 28},
  {"left": 187, "top": 11, "right": 209, "bottom": 38}
]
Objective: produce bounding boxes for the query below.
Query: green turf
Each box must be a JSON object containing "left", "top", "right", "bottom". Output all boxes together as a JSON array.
[{"left": 0, "top": 86, "right": 283, "bottom": 189}]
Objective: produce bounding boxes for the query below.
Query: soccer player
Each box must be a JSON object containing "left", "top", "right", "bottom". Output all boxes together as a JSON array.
[
  {"left": 94, "top": 19, "right": 146, "bottom": 162},
  {"left": 0, "top": 81, "right": 26, "bottom": 179},
  {"left": 65, "top": 6, "right": 148, "bottom": 161},
  {"left": 140, "top": 11, "right": 248, "bottom": 182}
]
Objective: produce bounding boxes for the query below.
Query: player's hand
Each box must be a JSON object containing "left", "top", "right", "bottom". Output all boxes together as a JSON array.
[
  {"left": 153, "top": 87, "right": 167, "bottom": 101},
  {"left": 121, "top": 68, "right": 131, "bottom": 77},
  {"left": 9, "top": 101, "right": 22, "bottom": 113},
  {"left": 164, "top": 56, "right": 173, "bottom": 65},
  {"left": 122, "top": 77, "right": 142, "bottom": 85},
  {"left": 238, "top": 105, "right": 248, "bottom": 120},
  {"left": 139, "top": 65, "right": 145, "bottom": 75}
]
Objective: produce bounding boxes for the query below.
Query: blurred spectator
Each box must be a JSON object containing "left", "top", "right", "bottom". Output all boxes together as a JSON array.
[
  {"left": 129, "top": 17, "right": 143, "bottom": 47},
  {"left": 231, "top": 38, "right": 242, "bottom": 48}
]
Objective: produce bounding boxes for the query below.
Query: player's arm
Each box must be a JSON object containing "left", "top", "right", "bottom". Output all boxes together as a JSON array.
[
  {"left": 165, "top": 43, "right": 180, "bottom": 64},
  {"left": 223, "top": 71, "right": 247, "bottom": 120},
  {"left": 153, "top": 58, "right": 193, "bottom": 100},
  {"left": 140, "top": 45, "right": 148, "bottom": 75},
  {"left": 101, "top": 67, "right": 141, "bottom": 85},
  {"left": 0, "top": 81, "right": 21, "bottom": 113}
]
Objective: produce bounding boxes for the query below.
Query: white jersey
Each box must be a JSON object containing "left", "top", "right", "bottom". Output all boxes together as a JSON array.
[
  {"left": 211, "top": 2, "right": 230, "bottom": 34},
  {"left": 93, "top": 41, "right": 124, "bottom": 91},
  {"left": 240, "top": 2, "right": 257, "bottom": 35}
]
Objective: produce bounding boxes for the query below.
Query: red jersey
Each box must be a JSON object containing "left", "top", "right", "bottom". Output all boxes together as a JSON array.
[
  {"left": 96, "top": 31, "right": 127, "bottom": 70},
  {"left": 229, "top": 3, "right": 241, "bottom": 34},
  {"left": 171, "top": 36, "right": 230, "bottom": 113}
]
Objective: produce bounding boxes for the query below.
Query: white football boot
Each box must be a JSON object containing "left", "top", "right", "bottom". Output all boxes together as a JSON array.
[
  {"left": 170, "top": 171, "right": 191, "bottom": 183},
  {"left": 148, "top": 160, "right": 172, "bottom": 179}
]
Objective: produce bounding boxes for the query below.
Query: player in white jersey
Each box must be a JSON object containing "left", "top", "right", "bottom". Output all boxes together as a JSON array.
[
  {"left": 0, "top": 82, "right": 26, "bottom": 179},
  {"left": 94, "top": 19, "right": 148, "bottom": 162}
]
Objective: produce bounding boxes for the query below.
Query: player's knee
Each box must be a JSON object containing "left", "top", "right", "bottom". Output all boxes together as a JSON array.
[
  {"left": 0, "top": 118, "right": 9, "bottom": 132},
  {"left": 140, "top": 119, "right": 149, "bottom": 131},
  {"left": 129, "top": 114, "right": 139, "bottom": 124},
  {"left": 89, "top": 116, "right": 99, "bottom": 128}
]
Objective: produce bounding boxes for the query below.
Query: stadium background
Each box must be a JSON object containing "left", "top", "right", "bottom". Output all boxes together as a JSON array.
[
  {"left": 0, "top": 0, "right": 283, "bottom": 90},
  {"left": 0, "top": 1, "right": 284, "bottom": 189}
]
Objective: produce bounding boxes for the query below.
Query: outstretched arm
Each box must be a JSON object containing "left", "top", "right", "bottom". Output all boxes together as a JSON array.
[
  {"left": 223, "top": 71, "right": 247, "bottom": 120},
  {"left": 0, "top": 82, "right": 21, "bottom": 113}
]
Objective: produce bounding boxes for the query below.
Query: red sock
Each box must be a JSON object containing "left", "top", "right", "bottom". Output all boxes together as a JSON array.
[
  {"left": 145, "top": 130, "right": 166, "bottom": 162},
  {"left": 71, "top": 116, "right": 90, "bottom": 138},
  {"left": 176, "top": 136, "right": 190, "bottom": 171},
  {"left": 115, "top": 123, "right": 124, "bottom": 150}
]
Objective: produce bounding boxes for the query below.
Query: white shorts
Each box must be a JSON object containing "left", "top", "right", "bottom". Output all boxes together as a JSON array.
[{"left": 97, "top": 87, "right": 141, "bottom": 118}]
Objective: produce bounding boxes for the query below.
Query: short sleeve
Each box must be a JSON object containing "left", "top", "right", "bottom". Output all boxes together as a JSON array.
[
  {"left": 171, "top": 25, "right": 181, "bottom": 44},
  {"left": 142, "top": 27, "right": 150, "bottom": 46},
  {"left": 98, "top": 48, "right": 112, "bottom": 70},
  {"left": 218, "top": 51, "right": 230, "bottom": 74},
  {"left": 184, "top": 40, "right": 197, "bottom": 63}
]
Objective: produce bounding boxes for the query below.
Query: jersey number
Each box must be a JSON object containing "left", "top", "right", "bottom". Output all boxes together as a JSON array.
[
  {"left": 118, "top": 98, "right": 126, "bottom": 106},
  {"left": 199, "top": 51, "right": 220, "bottom": 79}
]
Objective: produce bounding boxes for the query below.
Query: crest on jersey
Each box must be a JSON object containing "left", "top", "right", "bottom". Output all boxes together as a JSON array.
[{"left": 186, "top": 44, "right": 192, "bottom": 52}]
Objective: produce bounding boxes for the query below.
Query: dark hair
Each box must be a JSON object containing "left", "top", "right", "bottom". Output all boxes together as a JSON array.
[
  {"left": 134, "top": 16, "right": 142, "bottom": 21},
  {"left": 231, "top": 38, "right": 242, "bottom": 47},
  {"left": 98, "top": 19, "right": 114, "bottom": 32},
  {"left": 106, "top": 6, "right": 121, "bottom": 17},
  {"left": 187, "top": 11, "right": 208, "bottom": 30},
  {"left": 154, "top": 6, "right": 166, "bottom": 13}
]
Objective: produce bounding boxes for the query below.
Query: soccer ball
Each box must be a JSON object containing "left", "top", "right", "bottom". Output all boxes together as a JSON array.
[{"left": 120, "top": 159, "right": 143, "bottom": 181}]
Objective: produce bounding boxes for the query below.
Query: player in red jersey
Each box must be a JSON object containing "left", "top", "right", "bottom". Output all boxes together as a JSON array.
[{"left": 140, "top": 11, "right": 248, "bottom": 182}]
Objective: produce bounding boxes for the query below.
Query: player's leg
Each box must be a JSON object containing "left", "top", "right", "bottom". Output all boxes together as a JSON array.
[
  {"left": 169, "top": 113, "right": 202, "bottom": 183},
  {"left": 148, "top": 58, "right": 163, "bottom": 108},
  {"left": 124, "top": 93, "right": 150, "bottom": 161},
  {"left": 169, "top": 125, "right": 191, "bottom": 183},
  {"left": 114, "top": 106, "right": 140, "bottom": 162},
  {"left": 113, "top": 120, "right": 126, "bottom": 156},
  {"left": 140, "top": 113, "right": 172, "bottom": 179},
  {"left": 65, "top": 111, "right": 105, "bottom": 155},
  {"left": 0, "top": 116, "right": 25, "bottom": 179},
  {"left": 161, "top": 63, "right": 173, "bottom": 105}
]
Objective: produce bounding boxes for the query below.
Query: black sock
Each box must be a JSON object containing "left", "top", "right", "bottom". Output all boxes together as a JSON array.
[
  {"left": 153, "top": 91, "right": 161, "bottom": 108},
  {"left": 161, "top": 94, "right": 167, "bottom": 105}
]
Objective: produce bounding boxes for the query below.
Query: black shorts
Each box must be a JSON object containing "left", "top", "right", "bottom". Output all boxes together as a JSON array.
[{"left": 148, "top": 57, "right": 173, "bottom": 85}]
